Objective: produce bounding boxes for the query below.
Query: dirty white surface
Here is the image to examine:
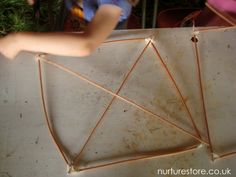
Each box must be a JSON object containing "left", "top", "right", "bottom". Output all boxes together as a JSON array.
[{"left": 0, "top": 28, "right": 236, "bottom": 177}]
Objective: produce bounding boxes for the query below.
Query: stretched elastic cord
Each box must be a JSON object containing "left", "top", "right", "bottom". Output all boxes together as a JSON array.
[
  {"left": 38, "top": 54, "right": 208, "bottom": 147},
  {"left": 193, "top": 25, "right": 236, "bottom": 161},
  {"left": 72, "top": 40, "right": 152, "bottom": 165},
  {"left": 205, "top": 2, "right": 236, "bottom": 26},
  {"left": 77, "top": 144, "right": 200, "bottom": 172},
  {"left": 191, "top": 34, "right": 213, "bottom": 160},
  {"left": 151, "top": 42, "right": 202, "bottom": 139},
  {"left": 214, "top": 151, "right": 236, "bottom": 161},
  {"left": 193, "top": 26, "right": 236, "bottom": 33},
  {"left": 37, "top": 58, "right": 70, "bottom": 165}
]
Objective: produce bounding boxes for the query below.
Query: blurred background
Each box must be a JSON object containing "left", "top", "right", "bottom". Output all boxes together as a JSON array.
[{"left": 0, "top": 0, "right": 217, "bottom": 36}]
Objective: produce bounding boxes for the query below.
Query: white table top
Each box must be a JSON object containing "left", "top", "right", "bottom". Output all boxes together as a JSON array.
[{"left": 1, "top": 28, "right": 236, "bottom": 177}]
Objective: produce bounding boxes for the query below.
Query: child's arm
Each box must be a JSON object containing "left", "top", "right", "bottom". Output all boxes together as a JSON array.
[{"left": 0, "top": 4, "right": 121, "bottom": 59}]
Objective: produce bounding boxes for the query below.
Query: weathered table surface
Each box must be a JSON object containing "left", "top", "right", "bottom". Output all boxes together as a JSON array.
[{"left": 1, "top": 28, "right": 236, "bottom": 177}]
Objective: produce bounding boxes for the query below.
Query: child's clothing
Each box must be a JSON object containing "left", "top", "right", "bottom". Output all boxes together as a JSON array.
[{"left": 64, "top": 0, "right": 132, "bottom": 23}]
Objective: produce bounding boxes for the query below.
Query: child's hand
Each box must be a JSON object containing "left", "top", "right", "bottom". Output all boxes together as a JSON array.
[
  {"left": 27, "top": 0, "right": 35, "bottom": 5},
  {"left": 0, "top": 34, "right": 21, "bottom": 60}
]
